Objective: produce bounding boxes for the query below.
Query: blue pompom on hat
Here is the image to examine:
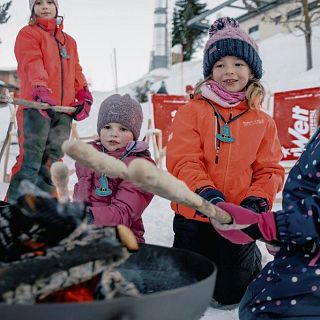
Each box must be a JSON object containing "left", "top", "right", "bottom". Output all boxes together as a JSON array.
[{"left": 203, "top": 17, "right": 262, "bottom": 79}]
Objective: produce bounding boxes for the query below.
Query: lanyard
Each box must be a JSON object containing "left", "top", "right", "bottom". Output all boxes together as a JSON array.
[
  {"left": 95, "top": 142, "right": 137, "bottom": 197},
  {"left": 204, "top": 97, "right": 248, "bottom": 143},
  {"left": 203, "top": 97, "right": 248, "bottom": 163}
]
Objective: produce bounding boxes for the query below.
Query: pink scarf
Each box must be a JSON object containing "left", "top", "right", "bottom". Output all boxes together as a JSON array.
[{"left": 207, "top": 80, "right": 246, "bottom": 104}]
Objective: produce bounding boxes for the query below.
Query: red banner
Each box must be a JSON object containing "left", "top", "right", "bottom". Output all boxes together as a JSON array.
[
  {"left": 274, "top": 87, "right": 320, "bottom": 161},
  {"left": 152, "top": 94, "right": 189, "bottom": 147}
]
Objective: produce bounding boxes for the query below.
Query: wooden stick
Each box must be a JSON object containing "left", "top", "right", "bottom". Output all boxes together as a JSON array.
[
  {"left": 116, "top": 225, "right": 139, "bottom": 251},
  {"left": 50, "top": 162, "right": 70, "bottom": 203},
  {"left": 62, "top": 140, "right": 231, "bottom": 224},
  {"left": 49, "top": 160, "right": 139, "bottom": 251},
  {"left": 127, "top": 158, "right": 232, "bottom": 224},
  {"left": 62, "top": 140, "right": 128, "bottom": 179},
  {"left": 0, "top": 94, "right": 76, "bottom": 113}
]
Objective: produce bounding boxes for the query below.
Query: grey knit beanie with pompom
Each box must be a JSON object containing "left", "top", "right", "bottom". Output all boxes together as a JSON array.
[{"left": 97, "top": 94, "right": 143, "bottom": 140}]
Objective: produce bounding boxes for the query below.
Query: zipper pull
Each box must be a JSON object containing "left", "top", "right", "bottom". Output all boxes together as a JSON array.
[{"left": 215, "top": 146, "right": 220, "bottom": 164}]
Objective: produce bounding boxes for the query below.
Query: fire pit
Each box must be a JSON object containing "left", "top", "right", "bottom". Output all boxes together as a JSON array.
[{"left": 0, "top": 243, "right": 216, "bottom": 320}]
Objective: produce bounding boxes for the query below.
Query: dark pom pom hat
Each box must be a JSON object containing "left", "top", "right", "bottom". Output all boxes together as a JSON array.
[{"left": 203, "top": 17, "right": 262, "bottom": 79}]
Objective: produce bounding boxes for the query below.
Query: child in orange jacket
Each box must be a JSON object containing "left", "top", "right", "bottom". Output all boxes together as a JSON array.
[
  {"left": 6, "top": 0, "right": 92, "bottom": 202},
  {"left": 166, "top": 17, "right": 284, "bottom": 307}
]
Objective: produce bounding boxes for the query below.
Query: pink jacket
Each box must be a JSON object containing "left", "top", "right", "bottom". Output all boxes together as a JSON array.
[{"left": 73, "top": 141, "right": 154, "bottom": 242}]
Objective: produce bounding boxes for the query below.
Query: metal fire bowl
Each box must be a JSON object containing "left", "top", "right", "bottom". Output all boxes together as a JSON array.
[{"left": 0, "top": 244, "right": 216, "bottom": 320}]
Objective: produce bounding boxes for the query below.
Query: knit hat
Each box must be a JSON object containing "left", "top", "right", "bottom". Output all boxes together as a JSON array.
[
  {"left": 97, "top": 94, "right": 143, "bottom": 140},
  {"left": 203, "top": 17, "right": 262, "bottom": 79},
  {"left": 29, "top": 0, "right": 59, "bottom": 12}
]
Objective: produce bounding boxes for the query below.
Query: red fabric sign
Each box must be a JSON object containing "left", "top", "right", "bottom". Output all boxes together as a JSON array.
[
  {"left": 152, "top": 94, "right": 189, "bottom": 147},
  {"left": 274, "top": 87, "right": 320, "bottom": 160}
]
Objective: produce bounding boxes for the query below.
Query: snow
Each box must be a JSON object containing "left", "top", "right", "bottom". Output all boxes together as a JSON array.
[{"left": 0, "top": 23, "right": 319, "bottom": 320}]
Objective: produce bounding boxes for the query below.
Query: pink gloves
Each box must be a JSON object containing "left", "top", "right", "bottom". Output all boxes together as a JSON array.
[
  {"left": 31, "top": 86, "right": 57, "bottom": 119},
  {"left": 71, "top": 87, "right": 93, "bottom": 121},
  {"left": 210, "top": 202, "right": 278, "bottom": 245}
]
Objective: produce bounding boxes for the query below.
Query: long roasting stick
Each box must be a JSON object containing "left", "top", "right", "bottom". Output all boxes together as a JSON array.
[
  {"left": 62, "top": 140, "right": 231, "bottom": 224},
  {"left": 50, "top": 157, "right": 138, "bottom": 251},
  {"left": 0, "top": 94, "right": 76, "bottom": 113},
  {"left": 62, "top": 140, "right": 128, "bottom": 179},
  {"left": 128, "top": 159, "right": 232, "bottom": 224}
]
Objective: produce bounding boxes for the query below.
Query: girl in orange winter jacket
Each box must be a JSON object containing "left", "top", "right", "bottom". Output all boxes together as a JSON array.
[
  {"left": 166, "top": 17, "right": 284, "bottom": 308},
  {"left": 6, "top": 0, "right": 92, "bottom": 202}
]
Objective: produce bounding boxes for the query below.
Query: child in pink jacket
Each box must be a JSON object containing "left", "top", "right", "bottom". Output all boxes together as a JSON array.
[{"left": 73, "top": 94, "right": 154, "bottom": 242}]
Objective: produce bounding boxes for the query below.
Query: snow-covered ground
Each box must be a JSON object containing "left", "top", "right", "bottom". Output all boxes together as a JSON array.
[{"left": 0, "top": 25, "right": 319, "bottom": 319}]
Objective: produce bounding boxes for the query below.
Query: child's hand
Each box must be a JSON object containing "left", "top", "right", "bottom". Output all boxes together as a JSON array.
[
  {"left": 71, "top": 87, "right": 93, "bottom": 121},
  {"left": 31, "top": 86, "right": 57, "bottom": 119},
  {"left": 240, "top": 196, "right": 269, "bottom": 213},
  {"left": 195, "top": 187, "right": 225, "bottom": 217},
  {"left": 210, "top": 202, "right": 278, "bottom": 245}
]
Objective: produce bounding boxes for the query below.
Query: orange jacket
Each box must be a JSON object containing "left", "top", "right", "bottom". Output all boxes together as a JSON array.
[
  {"left": 166, "top": 95, "right": 285, "bottom": 222},
  {"left": 14, "top": 18, "right": 87, "bottom": 106}
]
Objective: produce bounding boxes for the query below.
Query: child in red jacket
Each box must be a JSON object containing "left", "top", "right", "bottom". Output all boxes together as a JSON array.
[
  {"left": 166, "top": 17, "right": 284, "bottom": 307},
  {"left": 73, "top": 94, "right": 154, "bottom": 243},
  {"left": 6, "top": 0, "right": 92, "bottom": 202}
]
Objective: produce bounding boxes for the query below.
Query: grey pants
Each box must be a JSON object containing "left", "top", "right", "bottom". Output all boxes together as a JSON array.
[{"left": 6, "top": 108, "right": 72, "bottom": 202}]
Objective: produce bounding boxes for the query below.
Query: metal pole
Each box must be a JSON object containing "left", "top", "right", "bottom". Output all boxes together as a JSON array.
[
  {"left": 113, "top": 48, "right": 119, "bottom": 94},
  {"left": 181, "top": 45, "right": 184, "bottom": 95}
]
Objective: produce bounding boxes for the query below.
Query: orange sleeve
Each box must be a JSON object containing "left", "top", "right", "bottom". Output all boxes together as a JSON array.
[
  {"left": 14, "top": 27, "right": 49, "bottom": 88},
  {"left": 72, "top": 39, "right": 87, "bottom": 92},
  {"left": 166, "top": 102, "right": 217, "bottom": 192},
  {"left": 244, "top": 117, "right": 285, "bottom": 206}
]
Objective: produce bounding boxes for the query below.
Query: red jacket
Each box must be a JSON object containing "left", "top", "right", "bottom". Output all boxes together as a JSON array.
[
  {"left": 166, "top": 95, "right": 285, "bottom": 222},
  {"left": 73, "top": 141, "right": 154, "bottom": 243},
  {"left": 14, "top": 18, "right": 87, "bottom": 106}
]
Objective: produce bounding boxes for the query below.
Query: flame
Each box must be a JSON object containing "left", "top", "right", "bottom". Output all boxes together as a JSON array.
[{"left": 38, "top": 276, "right": 100, "bottom": 303}]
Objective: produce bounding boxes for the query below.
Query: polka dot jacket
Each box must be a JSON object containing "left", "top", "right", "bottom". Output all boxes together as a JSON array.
[{"left": 239, "top": 127, "right": 320, "bottom": 320}]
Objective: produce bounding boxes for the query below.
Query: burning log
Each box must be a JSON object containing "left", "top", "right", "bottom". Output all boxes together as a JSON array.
[
  {"left": 0, "top": 227, "right": 130, "bottom": 304},
  {"left": 0, "top": 183, "right": 139, "bottom": 304}
]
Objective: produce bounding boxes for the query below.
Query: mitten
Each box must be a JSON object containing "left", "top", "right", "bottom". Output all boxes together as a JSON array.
[
  {"left": 210, "top": 202, "right": 278, "bottom": 245},
  {"left": 240, "top": 196, "right": 269, "bottom": 213},
  {"left": 31, "top": 85, "right": 57, "bottom": 119},
  {"left": 195, "top": 187, "right": 225, "bottom": 217},
  {"left": 71, "top": 87, "right": 93, "bottom": 121}
]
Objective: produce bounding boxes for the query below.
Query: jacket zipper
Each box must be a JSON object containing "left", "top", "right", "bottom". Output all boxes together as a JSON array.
[
  {"left": 223, "top": 110, "right": 233, "bottom": 194},
  {"left": 54, "top": 37, "right": 64, "bottom": 105}
]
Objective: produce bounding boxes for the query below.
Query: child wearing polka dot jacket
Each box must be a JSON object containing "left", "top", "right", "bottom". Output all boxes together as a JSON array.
[{"left": 211, "top": 125, "right": 320, "bottom": 319}]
